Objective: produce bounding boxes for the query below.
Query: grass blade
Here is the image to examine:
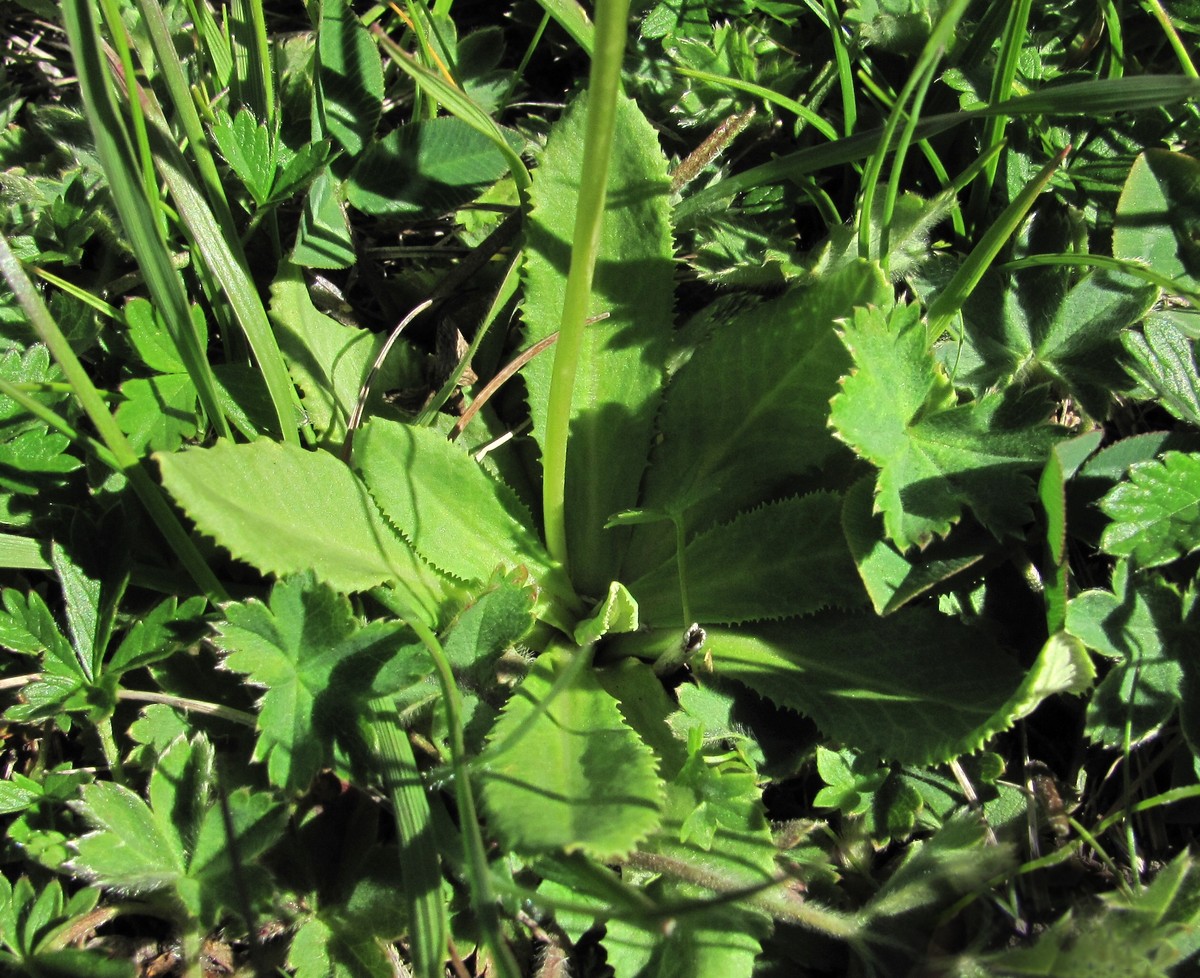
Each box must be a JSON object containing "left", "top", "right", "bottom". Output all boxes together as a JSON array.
[{"left": 62, "top": 0, "right": 232, "bottom": 441}]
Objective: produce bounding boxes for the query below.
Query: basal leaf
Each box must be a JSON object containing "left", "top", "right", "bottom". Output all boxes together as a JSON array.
[
  {"left": 269, "top": 262, "right": 422, "bottom": 448},
  {"left": 156, "top": 439, "right": 451, "bottom": 617},
  {"left": 707, "top": 608, "right": 1085, "bottom": 764},
  {"left": 520, "top": 92, "right": 674, "bottom": 596},
  {"left": 1114, "top": 149, "right": 1200, "bottom": 292},
  {"left": 213, "top": 573, "right": 429, "bottom": 793},
  {"left": 355, "top": 419, "right": 576, "bottom": 616},
  {"left": 441, "top": 573, "right": 536, "bottom": 678},
  {"left": 831, "top": 303, "right": 1060, "bottom": 551},
  {"left": 315, "top": 0, "right": 383, "bottom": 156},
  {"left": 115, "top": 374, "right": 199, "bottom": 454},
  {"left": 347, "top": 117, "right": 509, "bottom": 218},
  {"left": 1123, "top": 313, "right": 1200, "bottom": 427},
  {"left": 1100, "top": 451, "right": 1200, "bottom": 568},
  {"left": 626, "top": 260, "right": 890, "bottom": 577},
  {"left": 124, "top": 297, "right": 187, "bottom": 374},
  {"left": 69, "top": 782, "right": 184, "bottom": 892},
  {"left": 629, "top": 492, "right": 865, "bottom": 627},
  {"left": 480, "top": 645, "right": 664, "bottom": 860},
  {"left": 209, "top": 108, "right": 274, "bottom": 205}
]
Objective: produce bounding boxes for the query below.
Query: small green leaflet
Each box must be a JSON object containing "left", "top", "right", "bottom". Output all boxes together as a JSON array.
[
  {"left": 315, "top": 0, "right": 383, "bottom": 157},
  {"left": 830, "top": 302, "right": 1060, "bottom": 551},
  {"left": 69, "top": 734, "right": 285, "bottom": 926},
  {"left": 1100, "top": 451, "right": 1200, "bottom": 568},
  {"left": 1123, "top": 314, "right": 1200, "bottom": 427},
  {"left": 213, "top": 572, "right": 432, "bottom": 793},
  {"left": 480, "top": 644, "right": 664, "bottom": 860},
  {"left": 1114, "top": 149, "right": 1200, "bottom": 293},
  {"left": 1066, "top": 562, "right": 1185, "bottom": 747}
]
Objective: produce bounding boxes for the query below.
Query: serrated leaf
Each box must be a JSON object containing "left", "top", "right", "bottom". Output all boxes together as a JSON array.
[
  {"left": 572, "top": 581, "right": 639, "bottom": 645},
  {"left": 293, "top": 168, "right": 355, "bottom": 269},
  {"left": 441, "top": 573, "right": 536, "bottom": 676},
  {"left": 269, "top": 261, "right": 422, "bottom": 448},
  {"left": 124, "top": 297, "right": 187, "bottom": 374},
  {"left": 1100, "top": 451, "right": 1200, "bottom": 568},
  {"left": 956, "top": 269, "right": 1157, "bottom": 418},
  {"left": 520, "top": 92, "right": 674, "bottom": 595},
  {"left": 69, "top": 782, "right": 184, "bottom": 892},
  {"left": 1114, "top": 149, "right": 1200, "bottom": 292},
  {"left": 627, "top": 261, "right": 891, "bottom": 577},
  {"left": 213, "top": 573, "right": 429, "bottom": 792},
  {"left": 114, "top": 374, "right": 199, "bottom": 454},
  {"left": 629, "top": 492, "right": 865, "bottom": 627},
  {"left": 841, "top": 476, "right": 989, "bottom": 616},
  {"left": 156, "top": 439, "right": 451, "bottom": 616},
  {"left": 480, "top": 645, "right": 664, "bottom": 859},
  {"left": 315, "top": 0, "right": 382, "bottom": 156},
  {"left": 209, "top": 108, "right": 274, "bottom": 205},
  {"left": 0, "top": 587, "right": 75, "bottom": 672},
  {"left": 831, "top": 303, "right": 1060, "bottom": 551},
  {"left": 355, "top": 419, "right": 576, "bottom": 612},
  {"left": 707, "top": 608, "right": 1088, "bottom": 764},
  {"left": 1067, "top": 567, "right": 1184, "bottom": 747},
  {"left": 1123, "top": 313, "right": 1200, "bottom": 427},
  {"left": 347, "top": 117, "right": 509, "bottom": 218}
]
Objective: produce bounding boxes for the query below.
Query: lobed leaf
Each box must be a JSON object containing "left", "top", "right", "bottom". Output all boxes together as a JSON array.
[
  {"left": 831, "top": 303, "right": 1060, "bottom": 550},
  {"left": 156, "top": 439, "right": 451, "bottom": 617},
  {"left": 69, "top": 782, "right": 184, "bottom": 893},
  {"left": 213, "top": 573, "right": 429, "bottom": 793},
  {"left": 706, "top": 609, "right": 1090, "bottom": 764},
  {"left": 480, "top": 645, "right": 664, "bottom": 860},
  {"left": 1100, "top": 451, "right": 1200, "bottom": 568},
  {"left": 520, "top": 92, "right": 674, "bottom": 596}
]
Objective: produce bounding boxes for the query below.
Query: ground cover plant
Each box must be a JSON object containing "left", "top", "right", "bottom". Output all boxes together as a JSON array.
[{"left": 1, "top": 0, "right": 1200, "bottom": 974}]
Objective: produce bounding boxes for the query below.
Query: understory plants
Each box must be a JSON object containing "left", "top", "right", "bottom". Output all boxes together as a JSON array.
[{"left": 2, "top": 0, "right": 1200, "bottom": 975}]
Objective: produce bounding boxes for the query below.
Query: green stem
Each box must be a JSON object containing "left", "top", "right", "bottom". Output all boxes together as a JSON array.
[{"left": 541, "top": 0, "right": 632, "bottom": 572}]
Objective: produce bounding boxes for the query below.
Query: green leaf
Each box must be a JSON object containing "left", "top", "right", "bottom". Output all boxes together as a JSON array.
[
  {"left": 520, "top": 92, "right": 675, "bottom": 595},
  {"left": 707, "top": 609, "right": 1091, "bottom": 764},
  {"left": 628, "top": 261, "right": 891, "bottom": 577},
  {"left": 480, "top": 644, "right": 664, "bottom": 859},
  {"left": 124, "top": 297, "right": 187, "bottom": 374},
  {"left": 441, "top": 574, "right": 536, "bottom": 677},
  {"left": 347, "top": 118, "right": 509, "bottom": 218},
  {"left": 1100, "top": 452, "right": 1200, "bottom": 568},
  {"left": 1123, "top": 313, "right": 1200, "bottom": 427},
  {"left": 630, "top": 492, "right": 865, "bottom": 627},
  {"left": 114, "top": 374, "right": 199, "bottom": 454},
  {"left": 156, "top": 439, "right": 451, "bottom": 616},
  {"left": 831, "top": 303, "right": 1060, "bottom": 551},
  {"left": 293, "top": 168, "right": 355, "bottom": 269},
  {"left": 956, "top": 269, "right": 1158, "bottom": 419},
  {"left": 841, "top": 476, "right": 990, "bottom": 616},
  {"left": 572, "top": 581, "right": 639, "bottom": 645},
  {"left": 69, "top": 781, "right": 185, "bottom": 892},
  {"left": 315, "top": 0, "right": 383, "bottom": 156},
  {"left": 1067, "top": 565, "right": 1185, "bottom": 747},
  {"left": 1114, "top": 149, "right": 1200, "bottom": 292},
  {"left": 213, "top": 573, "right": 430, "bottom": 792},
  {"left": 355, "top": 419, "right": 576, "bottom": 614},
  {"left": 209, "top": 108, "right": 274, "bottom": 205},
  {"left": 269, "top": 261, "right": 422, "bottom": 449}
]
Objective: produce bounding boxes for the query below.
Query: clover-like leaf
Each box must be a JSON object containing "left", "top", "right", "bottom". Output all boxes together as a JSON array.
[
  {"left": 480, "top": 645, "right": 664, "bottom": 860},
  {"left": 213, "top": 573, "right": 431, "bottom": 792}
]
